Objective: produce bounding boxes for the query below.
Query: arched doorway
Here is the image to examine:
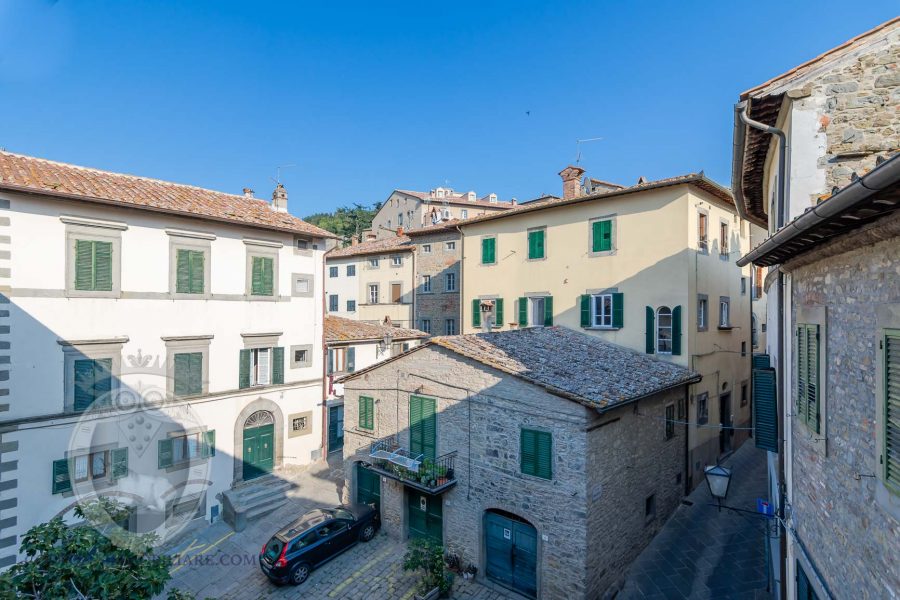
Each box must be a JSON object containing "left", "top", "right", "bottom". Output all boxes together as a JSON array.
[
  {"left": 243, "top": 410, "right": 274, "bottom": 480},
  {"left": 484, "top": 509, "right": 538, "bottom": 598}
]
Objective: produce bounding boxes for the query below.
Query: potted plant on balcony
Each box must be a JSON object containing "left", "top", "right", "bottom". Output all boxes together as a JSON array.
[{"left": 435, "top": 465, "right": 448, "bottom": 486}]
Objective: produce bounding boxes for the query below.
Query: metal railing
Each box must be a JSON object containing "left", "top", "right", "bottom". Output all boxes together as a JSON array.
[{"left": 367, "top": 435, "right": 457, "bottom": 491}]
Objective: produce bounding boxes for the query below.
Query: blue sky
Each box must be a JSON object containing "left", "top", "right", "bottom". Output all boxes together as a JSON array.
[{"left": 0, "top": 1, "right": 895, "bottom": 218}]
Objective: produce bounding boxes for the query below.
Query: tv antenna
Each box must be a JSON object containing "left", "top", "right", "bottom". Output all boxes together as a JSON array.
[
  {"left": 575, "top": 137, "right": 604, "bottom": 164},
  {"left": 270, "top": 164, "right": 296, "bottom": 186}
]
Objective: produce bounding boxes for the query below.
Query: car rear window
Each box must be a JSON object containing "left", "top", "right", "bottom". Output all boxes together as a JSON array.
[
  {"left": 263, "top": 537, "right": 284, "bottom": 561},
  {"left": 332, "top": 508, "right": 354, "bottom": 521}
]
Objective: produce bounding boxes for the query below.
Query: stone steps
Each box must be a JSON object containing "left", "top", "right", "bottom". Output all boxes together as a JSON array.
[{"left": 220, "top": 474, "right": 297, "bottom": 532}]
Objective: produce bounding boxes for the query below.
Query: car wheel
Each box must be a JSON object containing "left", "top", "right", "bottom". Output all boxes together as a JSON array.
[
  {"left": 289, "top": 563, "right": 310, "bottom": 586},
  {"left": 360, "top": 523, "right": 377, "bottom": 542}
]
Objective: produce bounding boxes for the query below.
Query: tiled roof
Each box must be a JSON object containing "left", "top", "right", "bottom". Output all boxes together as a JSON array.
[
  {"left": 394, "top": 189, "right": 515, "bottom": 209},
  {"left": 324, "top": 315, "right": 427, "bottom": 343},
  {"left": 454, "top": 174, "right": 733, "bottom": 228},
  {"left": 0, "top": 151, "right": 336, "bottom": 238},
  {"left": 326, "top": 235, "right": 413, "bottom": 258}
]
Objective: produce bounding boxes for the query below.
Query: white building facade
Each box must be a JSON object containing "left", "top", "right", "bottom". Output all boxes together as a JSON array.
[{"left": 0, "top": 151, "right": 334, "bottom": 567}]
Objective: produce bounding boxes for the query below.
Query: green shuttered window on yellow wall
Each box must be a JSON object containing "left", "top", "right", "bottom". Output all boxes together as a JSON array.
[
  {"left": 592, "top": 220, "right": 612, "bottom": 253},
  {"left": 359, "top": 396, "right": 374, "bottom": 430},
  {"left": 176, "top": 249, "right": 205, "bottom": 294},
  {"left": 796, "top": 324, "right": 820, "bottom": 434},
  {"left": 251, "top": 256, "right": 274, "bottom": 296},
  {"left": 527, "top": 230, "right": 545, "bottom": 259},
  {"left": 481, "top": 237, "right": 496, "bottom": 264},
  {"left": 75, "top": 239, "right": 113, "bottom": 291},
  {"left": 520, "top": 428, "right": 552, "bottom": 480}
]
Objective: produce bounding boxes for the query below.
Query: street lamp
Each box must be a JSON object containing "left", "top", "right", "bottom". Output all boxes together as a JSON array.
[{"left": 704, "top": 464, "right": 732, "bottom": 509}]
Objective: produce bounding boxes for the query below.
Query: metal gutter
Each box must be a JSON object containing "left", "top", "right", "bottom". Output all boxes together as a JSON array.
[{"left": 737, "top": 153, "right": 900, "bottom": 267}]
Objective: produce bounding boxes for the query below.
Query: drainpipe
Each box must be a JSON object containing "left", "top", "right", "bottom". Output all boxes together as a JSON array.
[
  {"left": 734, "top": 101, "right": 788, "bottom": 600},
  {"left": 321, "top": 251, "right": 329, "bottom": 461},
  {"left": 455, "top": 225, "right": 465, "bottom": 332}
]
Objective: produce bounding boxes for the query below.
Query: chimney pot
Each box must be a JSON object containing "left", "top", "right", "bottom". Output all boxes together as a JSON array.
[
  {"left": 243, "top": 188, "right": 254, "bottom": 198},
  {"left": 271, "top": 183, "right": 288, "bottom": 213},
  {"left": 559, "top": 166, "right": 586, "bottom": 200},
  {"left": 396, "top": 226, "right": 404, "bottom": 237}
]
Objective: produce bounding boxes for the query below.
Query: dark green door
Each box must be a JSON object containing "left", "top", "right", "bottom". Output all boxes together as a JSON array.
[
  {"left": 243, "top": 424, "right": 274, "bottom": 480},
  {"left": 328, "top": 405, "right": 344, "bottom": 453},
  {"left": 485, "top": 511, "right": 538, "bottom": 598},
  {"left": 407, "top": 490, "right": 442, "bottom": 545},
  {"left": 409, "top": 395, "right": 436, "bottom": 460},
  {"left": 356, "top": 463, "right": 381, "bottom": 511}
]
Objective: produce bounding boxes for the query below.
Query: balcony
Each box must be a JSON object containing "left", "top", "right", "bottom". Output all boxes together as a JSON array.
[{"left": 362, "top": 435, "right": 457, "bottom": 495}]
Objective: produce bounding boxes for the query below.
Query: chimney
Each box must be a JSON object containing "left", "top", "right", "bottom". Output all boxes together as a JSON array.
[
  {"left": 243, "top": 188, "right": 254, "bottom": 198},
  {"left": 559, "top": 165, "right": 586, "bottom": 200},
  {"left": 271, "top": 183, "right": 288, "bottom": 213},
  {"left": 511, "top": 198, "right": 518, "bottom": 206},
  {"left": 396, "top": 226, "right": 404, "bottom": 237}
]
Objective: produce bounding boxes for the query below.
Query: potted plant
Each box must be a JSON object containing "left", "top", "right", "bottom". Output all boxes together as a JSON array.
[
  {"left": 463, "top": 564, "right": 477, "bottom": 580},
  {"left": 404, "top": 538, "right": 453, "bottom": 599}
]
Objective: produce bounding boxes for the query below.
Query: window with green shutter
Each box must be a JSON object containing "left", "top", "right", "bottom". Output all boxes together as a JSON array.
[
  {"left": 410, "top": 395, "right": 436, "bottom": 460},
  {"left": 176, "top": 249, "right": 205, "bottom": 294},
  {"left": 472, "top": 298, "right": 481, "bottom": 328},
  {"left": 592, "top": 219, "right": 613, "bottom": 253},
  {"left": 173, "top": 352, "right": 203, "bottom": 398},
  {"left": 518, "top": 297, "right": 528, "bottom": 327},
  {"left": 494, "top": 298, "right": 504, "bottom": 326},
  {"left": 74, "top": 239, "right": 113, "bottom": 291},
  {"left": 111, "top": 447, "right": 129, "bottom": 479},
  {"left": 251, "top": 255, "right": 275, "bottom": 296},
  {"left": 359, "top": 396, "right": 374, "bottom": 430},
  {"left": 272, "top": 347, "right": 285, "bottom": 383},
  {"left": 797, "top": 324, "right": 820, "bottom": 434},
  {"left": 543, "top": 296, "right": 553, "bottom": 327},
  {"left": 520, "top": 428, "right": 552, "bottom": 479},
  {"left": 158, "top": 431, "right": 215, "bottom": 469},
  {"left": 52, "top": 458, "right": 72, "bottom": 494},
  {"left": 882, "top": 331, "right": 900, "bottom": 493},
  {"left": 527, "top": 230, "right": 545, "bottom": 260},
  {"left": 73, "top": 358, "right": 113, "bottom": 411},
  {"left": 753, "top": 367, "right": 778, "bottom": 453},
  {"left": 481, "top": 237, "right": 496, "bottom": 264}
]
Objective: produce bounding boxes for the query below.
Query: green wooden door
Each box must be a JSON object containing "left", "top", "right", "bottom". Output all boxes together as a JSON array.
[
  {"left": 356, "top": 463, "right": 381, "bottom": 510},
  {"left": 328, "top": 405, "right": 344, "bottom": 453},
  {"left": 243, "top": 424, "right": 274, "bottom": 480},
  {"left": 407, "top": 490, "right": 442, "bottom": 545},
  {"left": 409, "top": 395, "right": 436, "bottom": 460},
  {"left": 484, "top": 511, "right": 538, "bottom": 598}
]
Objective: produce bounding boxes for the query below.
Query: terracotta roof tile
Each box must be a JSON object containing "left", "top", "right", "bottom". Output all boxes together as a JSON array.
[
  {"left": 395, "top": 188, "right": 515, "bottom": 209},
  {"left": 326, "top": 235, "right": 413, "bottom": 258},
  {"left": 324, "top": 315, "right": 428, "bottom": 343},
  {"left": 0, "top": 151, "right": 336, "bottom": 238}
]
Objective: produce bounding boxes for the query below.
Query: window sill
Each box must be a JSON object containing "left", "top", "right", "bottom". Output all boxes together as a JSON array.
[
  {"left": 717, "top": 326, "right": 734, "bottom": 331},
  {"left": 163, "top": 456, "right": 212, "bottom": 474},
  {"left": 584, "top": 326, "right": 620, "bottom": 331},
  {"left": 353, "top": 427, "right": 377, "bottom": 437}
]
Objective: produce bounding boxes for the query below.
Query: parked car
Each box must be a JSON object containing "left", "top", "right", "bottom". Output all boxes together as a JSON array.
[{"left": 259, "top": 503, "right": 380, "bottom": 585}]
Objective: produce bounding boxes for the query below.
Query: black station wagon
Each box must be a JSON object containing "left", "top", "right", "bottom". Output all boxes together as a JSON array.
[{"left": 259, "top": 504, "right": 380, "bottom": 585}]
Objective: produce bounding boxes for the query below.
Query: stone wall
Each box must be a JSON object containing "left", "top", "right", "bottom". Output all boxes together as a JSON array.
[
  {"left": 412, "top": 230, "right": 461, "bottom": 334},
  {"left": 788, "top": 222, "right": 900, "bottom": 598},
  {"left": 585, "top": 387, "right": 686, "bottom": 598},
  {"left": 342, "top": 344, "right": 687, "bottom": 599},
  {"left": 804, "top": 27, "right": 899, "bottom": 196}
]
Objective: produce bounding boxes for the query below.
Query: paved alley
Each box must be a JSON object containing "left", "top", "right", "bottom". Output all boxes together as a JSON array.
[{"left": 618, "top": 442, "right": 773, "bottom": 600}]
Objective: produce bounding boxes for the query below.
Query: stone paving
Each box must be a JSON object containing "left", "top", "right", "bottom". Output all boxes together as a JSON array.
[
  {"left": 618, "top": 441, "right": 774, "bottom": 600},
  {"left": 160, "top": 458, "right": 510, "bottom": 600}
]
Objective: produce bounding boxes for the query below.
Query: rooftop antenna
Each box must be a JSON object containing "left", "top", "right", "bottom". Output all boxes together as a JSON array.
[
  {"left": 270, "top": 163, "right": 296, "bottom": 186},
  {"left": 575, "top": 137, "right": 604, "bottom": 165}
]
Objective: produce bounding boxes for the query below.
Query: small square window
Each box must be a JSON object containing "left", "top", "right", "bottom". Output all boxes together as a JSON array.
[
  {"left": 294, "top": 349, "right": 308, "bottom": 364},
  {"left": 291, "top": 416, "right": 308, "bottom": 432},
  {"left": 347, "top": 300, "right": 356, "bottom": 312},
  {"left": 445, "top": 241, "right": 456, "bottom": 251},
  {"left": 391, "top": 256, "right": 403, "bottom": 267},
  {"left": 296, "top": 239, "right": 309, "bottom": 250},
  {"left": 346, "top": 265, "right": 356, "bottom": 276},
  {"left": 369, "top": 258, "right": 380, "bottom": 268},
  {"left": 329, "top": 266, "right": 338, "bottom": 278},
  {"left": 422, "top": 244, "right": 432, "bottom": 254}
]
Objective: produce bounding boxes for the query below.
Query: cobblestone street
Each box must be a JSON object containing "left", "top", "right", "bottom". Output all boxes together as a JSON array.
[
  {"left": 160, "top": 459, "right": 510, "bottom": 600},
  {"left": 618, "top": 442, "right": 773, "bottom": 600}
]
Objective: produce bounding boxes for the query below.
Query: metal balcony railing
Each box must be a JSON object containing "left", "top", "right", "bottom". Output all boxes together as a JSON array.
[{"left": 365, "top": 435, "right": 457, "bottom": 494}]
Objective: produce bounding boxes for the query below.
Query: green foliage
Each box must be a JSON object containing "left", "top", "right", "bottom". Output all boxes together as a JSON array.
[
  {"left": 402, "top": 538, "right": 453, "bottom": 596},
  {"left": 0, "top": 498, "right": 194, "bottom": 600},
  {"left": 305, "top": 202, "right": 381, "bottom": 245}
]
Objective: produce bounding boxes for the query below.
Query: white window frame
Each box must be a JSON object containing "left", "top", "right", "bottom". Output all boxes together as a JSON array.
[
  {"left": 591, "top": 293, "right": 613, "bottom": 328},
  {"left": 421, "top": 319, "right": 432, "bottom": 334},
  {"left": 422, "top": 275, "right": 432, "bottom": 293},
  {"left": 369, "top": 257, "right": 380, "bottom": 268},
  {"left": 719, "top": 298, "right": 731, "bottom": 328},
  {"left": 422, "top": 244, "right": 432, "bottom": 254},
  {"left": 461, "top": 209, "right": 468, "bottom": 219},
  {"left": 530, "top": 297, "right": 546, "bottom": 327},
  {"left": 656, "top": 306, "right": 673, "bottom": 354},
  {"left": 368, "top": 284, "right": 379, "bottom": 304},
  {"left": 391, "top": 255, "right": 403, "bottom": 267},
  {"left": 328, "top": 294, "right": 339, "bottom": 312},
  {"left": 445, "top": 272, "right": 456, "bottom": 292},
  {"left": 329, "top": 266, "right": 339, "bottom": 278},
  {"left": 446, "top": 319, "right": 456, "bottom": 335},
  {"left": 698, "top": 295, "right": 708, "bottom": 332},
  {"left": 446, "top": 241, "right": 456, "bottom": 251},
  {"left": 250, "top": 348, "right": 272, "bottom": 386}
]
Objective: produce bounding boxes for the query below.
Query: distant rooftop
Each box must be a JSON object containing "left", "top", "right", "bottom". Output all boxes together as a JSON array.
[
  {"left": 394, "top": 187, "right": 515, "bottom": 209},
  {"left": 326, "top": 235, "right": 413, "bottom": 258},
  {"left": 324, "top": 315, "right": 428, "bottom": 343}
]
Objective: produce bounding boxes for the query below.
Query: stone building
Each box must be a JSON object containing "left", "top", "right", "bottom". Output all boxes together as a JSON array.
[
  {"left": 733, "top": 17, "right": 900, "bottom": 599},
  {"left": 406, "top": 222, "right": 462, "bottom": 335},
  {"left": 339, "top": 327, "right": 699, "bottom": 599}
]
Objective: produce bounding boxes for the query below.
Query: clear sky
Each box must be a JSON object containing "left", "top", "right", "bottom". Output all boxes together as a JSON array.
[{"left": 0, "top": 1, "right": 895, "bottom": 218}]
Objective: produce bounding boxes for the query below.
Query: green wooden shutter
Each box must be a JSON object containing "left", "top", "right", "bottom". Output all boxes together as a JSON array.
[
  {"left": 93, "top": 241, "right": 113, "bottom": 291},
  {"left": 327, "top": 349, "right": 334, "bottom": 375},
  {"left": 672, "top": 305, "right": 682, "bottom": 356},
  {"left": 645, "top": 307, "right": 655, "bottom": 354},
  {"left": 472, "top": 299, "right": 481, "bottom": 327},
  {"left": 346, "top": 347, "right": 355, "bottom": 373},
  {"left": 75, "top": 240, "right": 94, "bottom": 290},
  {"left": 158, "top": 438, "right": 174, "bottom": 469},
  {"left": 612, "top": 292, "right": 624, "bottom": 328},
  {"left": 359, "top": 396, "right": 374, "bottom": 430},
  {"left": 189, "top": 352, "right": 202, "bottom": 395},
  {"left": 174, "top": 353, "right": 190, "bottom": 397},
  {"left": 251, "top": 256, "right": 274, "bottom": 296},
  {"left": 272, "top": 346, "right": 285, "bottom": 383},
  {"left": 421, "top": 396, "right": 436, "bottom": 460},
  {"left": 797, "top": 325, "right": 820, "bottom": 433},
  {"left": 251, "top": 256, "right": 263, "bottom": 295},
  {"left": 495, "top": 298, "right": 504, "bottom": 326},
  {"left": 205, "top": 430, "right": 216, "bottom": 457},
  {"left": 52, "top": 458, "right": 72, "bottom": 494},
  {"left": 543, "top": 296, "right": 553, "bottom": 327},
  {"left": 520, "top": 429, "right": 536, "bottom": 476},
  {"left": 176, "top": 249, "right": 191, "bottom": 294},
  {"left": 238, "top": 349, "right": 251, "bottom": 389},
  {"left": 262, "top": 257, "right": 274, "bottom": 295},
  {"left": 481, "top": 238, "right": 495, "bottom": 264},
  {"left": 753, "top": 367, "right": 778, "bottom": 452},
  {"left": 752, "top": 354, "right": 771, "bottom": 369},
  {"left": 410, "top": 395, "right": 422, "bottom": 456},
  {"left": 93, "top": 358, "right": 112, "bottom": 405},
  {"left": 520, "top": 429, "right": 552, "bottom": 480},
  {"left": 189, "top": 250, "right": 204, "bottom": 294},
  {"left": 884, "top": 332, "right": 900, "bottom": 491},
  {"left": 111, "top": 448, "right": 128, "bottom": 479},
  {"left": 580, "top": 295, "right": 591, "bottom": 328},
  {"left": 518, "top": 297, "right": 528, "bottom": 327},
  {"left": 599, "top": 220, "right": 612, "bottom": 252},
  {"left": 73, "top": 359, "right": 96, "bottom": 411},
  {"left": 528, "top": 230, "right": 544, "bottom": 259}
]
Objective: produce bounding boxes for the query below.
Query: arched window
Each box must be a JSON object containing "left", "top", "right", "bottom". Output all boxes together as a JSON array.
[{"left": 656, "top": 306, "right": 673, "bottom": 354}]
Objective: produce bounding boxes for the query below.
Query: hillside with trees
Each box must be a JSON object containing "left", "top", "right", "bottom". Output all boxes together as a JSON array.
[{"left": 305, "top": 202, "right": 380, "bottom": 245}]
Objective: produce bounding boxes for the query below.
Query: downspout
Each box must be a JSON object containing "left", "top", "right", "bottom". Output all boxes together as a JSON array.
[
  {"left": 455, "top": 225, "right": 465, "bottom": 332},
  {"left": 321, "top": 250, "right": 329, "bottom": 460},
  {"left": 734, "top": 100, "right": 788, "bottom": 600}
]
